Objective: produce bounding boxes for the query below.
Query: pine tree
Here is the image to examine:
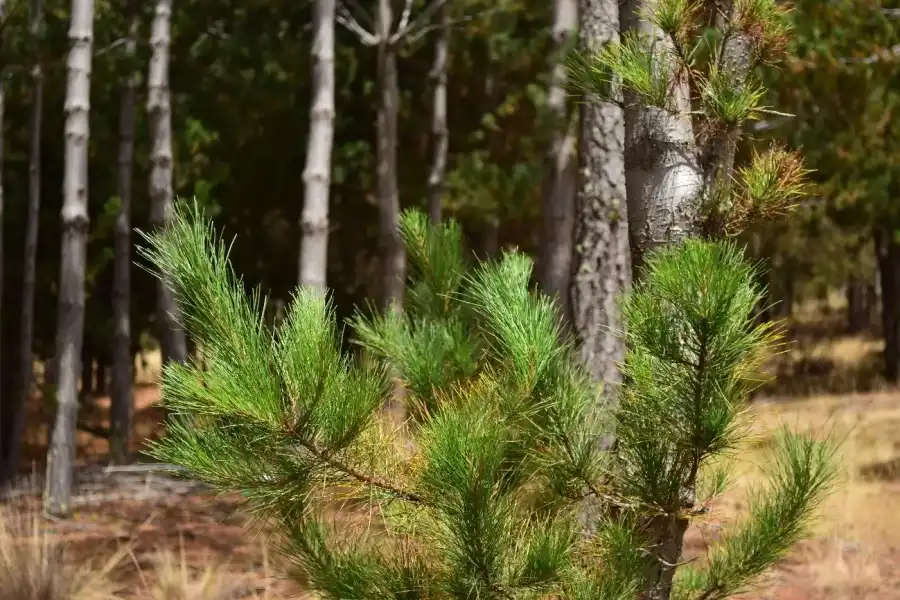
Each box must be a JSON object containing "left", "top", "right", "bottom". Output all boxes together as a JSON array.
[{"left": 140, "top": 201, "right": 836, "bottom": 599}]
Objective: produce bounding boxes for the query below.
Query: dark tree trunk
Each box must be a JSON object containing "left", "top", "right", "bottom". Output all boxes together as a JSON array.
[
  {"left": 375, "top": 0, "right": 405, "bottom": 312},
  {"left": 80, "top": 338, "right": 93, "bottom": 401},
  {"left": 2, "top": 0, "right": 44, "bottom": 484},
  {"left": 846, "top": 275, "right": 872, "bottom": 333},
  {"left": 875, "top": 228, "right": 900, "bottom": 382},
  {"left": 110, "top": 5, "right": 138, "bottom": 464}
]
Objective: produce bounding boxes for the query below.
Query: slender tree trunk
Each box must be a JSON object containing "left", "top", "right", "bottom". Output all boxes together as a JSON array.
[
  {"left": 0, "top": 0, "right": 5, "bottom": 466},
  {"left": 79, "top": 339, "right": 93, "bottom": 401},
  {"left": 45, "top": 0, "right": 93, "bottom": 517},
  {"left": 876, "top": 227, "right": 900, "bottom": 383},
  {"left": 571, "top": 0, "right": 630, "bottom": 402},
  {"left": 109, "top": 6, "right": 138, "bottom": 464},
  {"left": 426, "top": 5, "right": 449, "bottom": 224},
  {"left": 376, "top": 0, "right": 405, "bottom": 312},
  {"left": 299, "top": 0, "right": 335, "bottom": 294},
  {"left": 846, "top": 275, "right": 871, "bottom": 333},
  {"left": 4, "top": 0, "right": 44, "bottom": 483},
  {"left": 148, "top": 0, "right": 186, "bottom": 365},
  {"left": 621, "top": 0, "right": 703, "bottom": 275},
  {"left": 538, "top": 0, "right": 578, "bottom": 318},
  {"left": 477, "top": 217, "right": 500, "bottom": 259}
]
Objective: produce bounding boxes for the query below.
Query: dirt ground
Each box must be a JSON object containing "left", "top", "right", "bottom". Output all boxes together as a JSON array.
[{"left": 5, "top": 335, "right": 900, "bottom": 599}]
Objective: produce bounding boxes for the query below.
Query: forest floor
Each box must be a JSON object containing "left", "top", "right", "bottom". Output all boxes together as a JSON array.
[{"left": 3, "top": 318, "right": 900, "bottom": 599}]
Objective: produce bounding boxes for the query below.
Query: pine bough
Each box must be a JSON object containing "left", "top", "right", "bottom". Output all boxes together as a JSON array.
[{"left": 138, "top": 204, "right": 835, "bottom": 600}]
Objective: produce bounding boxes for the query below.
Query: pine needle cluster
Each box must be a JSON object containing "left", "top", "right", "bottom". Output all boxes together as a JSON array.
[
  {"left": 140, "top": 202, "right": 836, "bottom": 600},
  {"left": 567, "top": 0, "right": 805, "bottom": 236}
]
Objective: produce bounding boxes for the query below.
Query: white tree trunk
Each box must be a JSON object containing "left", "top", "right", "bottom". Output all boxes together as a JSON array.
[
  {"left": 110, "top": 8, "right": 139, "bottom": 464},
  {"left": 539, "top": 0, "right": 578, "bottom": 317},
  {"left": 426, "top": 4, "right": 449, "bottom": 224},
  {"left": 45, "top": 0, "right": 93, "bottom": 517},
  {"left": 622, "top": 0, "right": 703, "bottom": 272},
  {"left": 148, "top": 0, "right": 186, "bottom": 364},
  {"left": 376, "top": 0, "right": 405, "bottom": 312},
  {"left": 299, "top": 0, "right": 335, "bottom": 294}
]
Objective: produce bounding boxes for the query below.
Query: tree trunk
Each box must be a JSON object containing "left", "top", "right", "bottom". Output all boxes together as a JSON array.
[
  {"left": 538, "top": 0, "right": 578, "bottom": 319},
  {"left": 3, "top": 0, "right": 45, "bottom": 483},
  {"left": 79, "top": 338, "right": 93, "bottom": 401},
  {"left": 571, "top": 0, "right": 630, "bottom": 404},
  {"left": 376, "top": 0, "right": 405, "bottom": 312},
  {"left": 299, "top": 0, "right": 335, "bottom": 294},
  {"left": 846, "top": 275, "right": 872, "bottom": 333},
  {"left": 621, "top": 1, "right": 703, "bottom": 275},
  {"left": 45, "top": 0, "right": 93, "bottom": 517},
  {"left": 148, "top": 0, "right": 186, "bottom": 365},
  {"left": 426, "top": 4, "right": 449, "bottom": 224},
  {"left": 0, "top": 0, "right": 5, "bottom": 467},
  {"left": 110, "top": 7, "right": 138, "bottom": 464},
  {"left": 875, "top": 227, "right": 900, "bottom": 383}
]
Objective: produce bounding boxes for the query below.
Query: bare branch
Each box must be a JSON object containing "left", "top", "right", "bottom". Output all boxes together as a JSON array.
[
  {"left": 403, "top": 9, "right": 501, "bottom": 46},
  {"left": 396, "top": 0, "right": 415, "bottom": 37},
  {"left": 343, "top": 0, "right": 376, "bottom": 30},
  {"left": 839, "top": 43, "right": 900, "bottom": 65},
  {"left": 884, "top": 8, "right": 900, "bottom": 18},
  {"left": 337, "top": 1, "right": 379, "bottom": 46},
  {"left": 389, "top": 0, "right": 450, "bottom": 44}
]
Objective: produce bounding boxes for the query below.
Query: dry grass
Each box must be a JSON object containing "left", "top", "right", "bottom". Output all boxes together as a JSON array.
[
  {"left": 0, "top": 509, "right": 125, "bottom": 600},
  {"left": 684, "top": 390, "right": 900, "bottom": 599}
]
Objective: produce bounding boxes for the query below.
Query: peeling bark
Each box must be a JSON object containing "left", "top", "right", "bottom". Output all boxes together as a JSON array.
[
  {"left": 110, "top": 5, "right": 139, "bottom": 465},
  {"left": 300, "top": 0, "right": 335, "bottom": 294},
  {"left": 148, "top": 0, "right": 186, "bottom": 365},
  {"left": 622, "top": 1, "right": 704, "bottom": 274},
  {"left": 539, "top": 0, "right": 578, "bottom": 319},
  {"left": 45, "top": 0, "right": 93, "bottom": 517}
]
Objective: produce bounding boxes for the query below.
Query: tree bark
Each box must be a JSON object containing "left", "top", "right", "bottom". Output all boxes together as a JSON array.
[
  {"left": 0, "top": 0, "right": 5, "bottom": 466},
  {"left": 45, "top": 0, "right": 93, "bottom": 517},
  {"left": 376, "top": 0, "right": 405, "bottom": 312},
  {"left": 148, "top": 0, "right": 186, "bottom": 365},
  {"left": 571, "top": 0, "right": 630, "bottom": 406},
  {"left": 299, "top": 0, "right": 335, "bottom": 294},
  {"left": 621, "top": 0, "right": 704, "bottom": 275},
  {"left": 875, "top": 227, "right": 900, "bottom": 383},
  {"left": 110, "top": 5, "right": 138, "bottom": 464},
  {"left": 538, "top": 0, "right": 578, "bottom": 319},
  {"left": 3, "top": 0, "right": 45, "bottom": 484},
  {"left": 426, "top": 4, "right": 449, "bottom": 224}
]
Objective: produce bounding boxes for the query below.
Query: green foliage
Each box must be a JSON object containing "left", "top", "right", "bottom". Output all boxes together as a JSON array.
[{"left": 144, "top": 203, "right": 835, "bottom": 600}]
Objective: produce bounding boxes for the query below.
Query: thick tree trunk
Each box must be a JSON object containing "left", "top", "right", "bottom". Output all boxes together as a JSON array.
[
  {"left": 621, "top": 1, "right": 704, "bottom": 274},
  {"left": 875, "top": 227, "right": 900, "bottom": 383},
  {"left": 571, "top": 0, "right": 630, "bottom": 401},
  {"left": 426, "top": 5, "right": 449, "bottom": 224},
  {"left": 109, "top": 7, "right": 138, "bottom": 464},
  {"left": 376, "top": 0, "right": 405, "bottom": 312},
  {"left": 148, "top": 0, "right": 186, "bottom": 365},
  {"left": 538, "top": 0, "right": 578, "bottom": 319},
  {"left": 3, "top": 0, "right": 45, "bottom": 483},
  {"left": 299, "top": 0, "right": 335, "bottom": 293},
  {"left": 45, "top": 0, "right": 93, "bottom": 517}
]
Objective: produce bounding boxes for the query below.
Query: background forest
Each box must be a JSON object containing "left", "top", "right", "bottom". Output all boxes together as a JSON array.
[{"left": 0, "top": 0, "right": 898, "bottom": 598}]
